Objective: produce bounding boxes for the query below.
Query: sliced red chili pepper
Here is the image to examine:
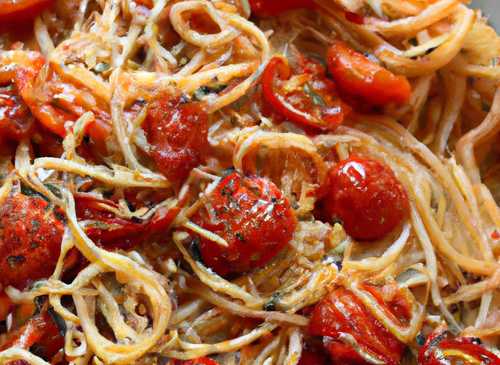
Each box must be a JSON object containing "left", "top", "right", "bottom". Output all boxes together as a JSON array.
[
  {"left": 262, "top": 56, "right": 348, "bottom": 132},
  {"left": 418, "top": 329, "right": 500, "bottom": 365}
]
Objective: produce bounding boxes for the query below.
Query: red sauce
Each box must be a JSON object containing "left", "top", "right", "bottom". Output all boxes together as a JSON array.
[
  {"left": 191, "top": 172, "right": 296, "bottom": 277},
  {"left": 249, "top": 0, "right": 315, "bottom": 17}
]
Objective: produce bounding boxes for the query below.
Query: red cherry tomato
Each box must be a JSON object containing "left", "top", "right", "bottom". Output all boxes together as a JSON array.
[
  {"left": 144, "top": 93, "right": 209, "bottom": 186},
  {"left": 172, "top": 358, "right": 220, "bottom": 365},
  {"left": 249, "top": 0, "right": 315, "bottom": 16},
  {"left": 323, "top": 157, "right": 409, "bottom": 240},
  {"left": 262, "top": 55, "right": 349, "bottom": 132},
  {"left": 0, "top": 0, "right": 53, "bottom": 22},
  {"left": 191, "top": 172, "right": 296, "bottom": 277},
  {"left": 0, "top": 309, "right": 63, "bottom": 360},
  {"left": 0, "top": 192, "right": 64, "bottom": 290},
  {"left": 327, "top": 41, "right": 411, "bottom": 106},
  {"left": 0, "top": 83, "right": 35, "bottom": 141},
  {"left": 75, "top": 194, "right": 179, "bottom": 250},
  {"left": 418, "top": 329, "right": 500, "bottom": 365},
  {"left": 309, "top": 286, "right": 407, "bottom": 365}
]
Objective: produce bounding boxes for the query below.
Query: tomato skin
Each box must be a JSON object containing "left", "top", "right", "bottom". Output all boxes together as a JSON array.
[
  {"left": 250, "top": 0, "right": 315, "bottom": 16},
  {"left": 145, "top": 93, "right": 209, "bottom": 186},
  {"left": 191, "top": 172, "right": 296, "bottom": 277},
  {"left": 0, "top": 310, "right": 63, "bottom": 361},
  {"left": 0, "top": 291, "right": 13, "bottom": 322},
  {"left": 323, "top": 157, "right": 409, "bottom": 240},
  {"left": 75, "top": 194, "right": 179, "bottom": 250},
  {"left": 327, "top": 41, "right": 411, "bottom": 106},
  {"left": 0, "top": 193, "right": 64, "bottom": 290},
  {"left": 0, "top": 0, "right": 53, "bottom": 22},
  {"left": 262, "top": 56, "right": 348, "bottom": 132},
  {"left": 418, "top": 329, "right": 500, "bottom": 365},
  {"left": 172, "top": 358, "right": 220, "bottom": 365},
  {"left": 309, "top": 287, "right": 406, "bottom": 365},
  {"left": 0, "top": 84, "right": 35, "bottom": 141}
]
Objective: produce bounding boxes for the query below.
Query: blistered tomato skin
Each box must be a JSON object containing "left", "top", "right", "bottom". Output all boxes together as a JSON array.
[
  {"left": 145, "top": 94, "right": 209, "bottom": 187},
  {"left": 192, "top": 172, "right": 297, "bottom": 277},
  {"left": 0, "top": 84, "right": 35, "bottom": 141},
  {"left": 0, "top": 193, "right": 64, "bottom": 290},
  {"left": 418, "top": 330, "right": 500, "bottom": 365},
  {"left": 0, "top": 0, "right": 53, "bottom": 21},
  {"left": 324, "top": 157, "right": 409, "bottom": 241},
  {"left": 249, "top": 0, "right": 315, "bottom": 16},
  {"left": 327, "top": 41, "right": 411, "bottom": 106},
  {"left": 309, "top": 287, "right": 406, "bottom": 365}
]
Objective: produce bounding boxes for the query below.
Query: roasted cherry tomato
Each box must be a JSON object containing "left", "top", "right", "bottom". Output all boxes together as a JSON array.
[
  {"left": 172, "top": 358, "right": 220, "bottom": 365},
  {"left": 75, "top": 194, "right": 179, "bottom": 250},
  {"left": 309, "top": 286, "right": 408, "bottom": 365},
  {"left": 418, "top": 328, "right": 500, "bottom": 365},
  {"left": 0, "top": 0, "right": 53, "bottom": 22},
  {"left": 0, "top": 83, "right": 35, "bottom": 141},
  {"left": 0, "top": 192, "right": 64, "bottom": 290},
  {"left": 327, "top": 41, "right": 411, "bottom": 106},
  {"left": 323, "top": 157, "right": 409, "bottom": 240},
  {"left": 250, "top": 0, "right": 315, "bottom": 16},
  {"left": 144, "top": 93, "right": 209, "bottom": 186},
  {"left": 191, "top": 172, "right": 296, "bottom": 277},
  {"left": 0, "top": 309, "right": 63, "bottom": 361},
  {"left": 262, "top": 55, "right": 348, "bottom": 132}
]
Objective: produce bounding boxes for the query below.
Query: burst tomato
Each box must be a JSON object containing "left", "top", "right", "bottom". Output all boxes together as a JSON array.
[
  {"left": 0, "top": 309, "right": 63, "bottom": 361},
  {"left": 0, "top": 193, "right": 64, "bottom": 290},
  {"left": 75, "top": 194, "right": 179, "bottom": 250},
  {"left": 262, "top": 55, "right": 348, "bottom": 132},
  {"left": 172, "top": 358, "right": 220, "bottom": 365},
  {"left": 250, "top": 0, "right": 315, "bottom": 16},
  {"left": 323, "top": 157, "right": 409, "bottom": 240},
  {"left": 418, "top": 329, "right": 500, "bottom": 365},
  {"left": 309, "top": 286, "right": 408, "bottom": 365},
  {"left": 0, "top": 83, "right": 35, "bottom": 141},
  {"left": 327, "top": 41, "right": 411, "bottom": 106},
  {"left": 144, "top": 93, "right": 209, "bottom": 187},
  {"left": 191, "top": 172, "right": 296, "bottom": 277},
  {"left": 0, "top": 0, "right": 53, "bottom": 22}
]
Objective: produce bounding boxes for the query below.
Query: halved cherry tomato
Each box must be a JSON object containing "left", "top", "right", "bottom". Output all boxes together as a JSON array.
[
  {"left": 327, "top": 41, "right": 411, "bottom": 106},
  {"left": 191, "top": 172, "right": 296, "bottom": 277},
  {"left": 249, "top": 0, "right": 315, "bottom": 16},
  {"left": 262, "top": 55, "right": 348, "bottom": 132},
  {"left": 418, "top": 328, "right": 500, "bottom": 365},
  {"left": 323, "top": 157, "right": 409, "bottom": 240},
  {"left": 172, "top": 358, "right": 220, "bottom": 365},
  {"left": 0, "top": 192, "right": 64, "bottom": 290},
  {"left": 0, "top": 0, "right": 53, "bottom": 22},
  {"left": 144, "top": 93, "right": 209, "bottom": 187},
  {"left": 0, "top": 309, "right": 63, "bottom": 361},
  {"left": 75, "top": 194, "right": 179, "bottom": 250},
  {"left": 0, "top": 83, "right": 35, "bottom": 141},
  {"left": 309, "top": 286, "right": 408, "bottom": 365}
]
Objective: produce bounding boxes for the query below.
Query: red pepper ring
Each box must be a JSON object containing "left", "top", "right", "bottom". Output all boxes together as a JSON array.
[{"left": 262, "top": 56, "right": 346, "bottom": 131}]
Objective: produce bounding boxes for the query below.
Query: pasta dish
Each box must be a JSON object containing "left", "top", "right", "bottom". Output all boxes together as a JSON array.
[{"left": 0, "top": 0, "right": 499, "bottom": 364}]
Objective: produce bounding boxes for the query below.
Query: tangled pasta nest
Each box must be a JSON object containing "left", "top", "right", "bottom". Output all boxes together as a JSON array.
[{"left": 0, "top": 0, "right": 499, "bottom": 364}]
